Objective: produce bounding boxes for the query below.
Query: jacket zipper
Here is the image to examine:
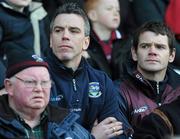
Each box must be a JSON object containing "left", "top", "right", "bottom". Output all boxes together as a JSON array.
[
  {"left": 72, "top": 78, "right": 77, "bottom": 91},
  {"left": 156, "top": 82, "right": 159, "bottom": 95},
  {"left": 156, "top": 82, "right": 161, "bottom": 106}
]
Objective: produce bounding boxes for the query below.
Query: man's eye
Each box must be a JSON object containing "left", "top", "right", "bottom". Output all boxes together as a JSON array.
[
  {"left": 54, "top": 29, "right": 61, "bottom": 32},
  {"left": 54, "top": 27, "right": 63, "bottom": 33},
  {"left": 140, "top": 44, "right": 148, "bottom": 48},
  {"left": 156, "top": 44, "right": 165, "bottom": 49},
  {"left": 25, "top": 80, "right": 35, "bottom": 84},
  {"left": 106, "top": 7, "right": 112, "bottom": 11},
  {"left": 71, "top": 29, "right": 80, "bottom": 33},
  {"left": 41, "top": 81, "right": 48, "bottom": 85}
]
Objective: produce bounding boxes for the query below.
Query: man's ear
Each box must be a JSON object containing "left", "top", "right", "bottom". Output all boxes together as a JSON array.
[
  {"left": 49, "top": 34, "right": 53, "bottom": 48},
  {"left": 4, "top": 79, "right": 13, "bottom": 96},
  {"left": 83, "top": 36, "right": 90, "bottom": 51},
  {"left": 131, "top": 47, "right": 138, "bottom": 61},
  {"left": 169, "top": 48, "right": 176, "bottom": 63},
  {"left": 87, "top": 10, "right": 97, "bottom": 22}
]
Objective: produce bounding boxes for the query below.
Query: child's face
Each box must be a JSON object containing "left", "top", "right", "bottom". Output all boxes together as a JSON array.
[
  {"left": 7, "top": 0, "right": 31, "bottom": 8},
  {"left": 94, "top": 0, "right": 120, "bottom": 30}
]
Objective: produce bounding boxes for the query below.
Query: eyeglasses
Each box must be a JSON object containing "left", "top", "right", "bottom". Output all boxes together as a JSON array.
[{"left": 15, "top": 76, "right": 52, "bottom": 88}]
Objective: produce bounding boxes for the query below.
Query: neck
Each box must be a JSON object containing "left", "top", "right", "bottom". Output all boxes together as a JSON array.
[
  {"left": 9, "top": 101, "right": 42, "bottom": 128},
  {"left": 17, "top": 110, "right": 41, "bottom": 128},
  {"left": 138, "top": 67, "right": 167, "bottom": 82},
  {"left": 93, "top": 23, "right": 112, "bottom": 40},
  {"left": 24, "top": 116, "right": 41, "bottom": 128},
  {"left": 62, "top": 56, "right": 82, "bottom": 72}
]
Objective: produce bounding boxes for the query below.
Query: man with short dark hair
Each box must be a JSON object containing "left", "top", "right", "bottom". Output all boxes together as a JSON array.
[
  {"left": 47, "top": 2, "right": 132, "bottom": 139},
  {"left": 116, "top": 21, "right": 180, "bottom": 129}
]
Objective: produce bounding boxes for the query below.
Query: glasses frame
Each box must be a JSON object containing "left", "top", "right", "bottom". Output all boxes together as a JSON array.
[{"left": 14, "top": 76, "right": 52, "bottom": 89}]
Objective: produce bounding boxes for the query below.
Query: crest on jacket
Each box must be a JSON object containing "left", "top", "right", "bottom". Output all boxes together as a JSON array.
[{"left": 88, "top": 82, "right": 102, "bottom": 98}]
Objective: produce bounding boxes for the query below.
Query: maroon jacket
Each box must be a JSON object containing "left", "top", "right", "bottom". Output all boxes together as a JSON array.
[{"left": 118, "top": 66, "right": 180, "bottom": 128}]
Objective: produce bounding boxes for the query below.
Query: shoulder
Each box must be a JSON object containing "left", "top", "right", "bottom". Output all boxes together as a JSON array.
[
  {"left": 167, "top": 67, "right": 180, "bottom": 88},
  {"left": 85, "top": 63, "right": 111, "bottom": 80},
  {"left": 47, "top": 104, "right": 69, "bottom": 121}
]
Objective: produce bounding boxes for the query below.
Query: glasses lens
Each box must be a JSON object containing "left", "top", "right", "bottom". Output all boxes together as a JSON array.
[{"left": 41, "top": 81, "right": 52, "bottom": 88}]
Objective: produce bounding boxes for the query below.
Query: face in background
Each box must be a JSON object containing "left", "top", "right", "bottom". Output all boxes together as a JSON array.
[
  {"left": 6, "top": 0, "right": 31, "bottom": 11},
  {"left": 88, "top": 0, "right": 120, "bottom": 30},
  {"left": 5, "top": 67, "right": 51, "bottom": 114},
  {"left": 131, "top": 31, "right": 175, "bottom": 76},
  {"left": 50, "top": 13, "right": 89, "bottom": 67}
]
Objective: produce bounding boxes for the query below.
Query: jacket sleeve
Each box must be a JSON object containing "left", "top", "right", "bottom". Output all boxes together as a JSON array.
[
  {"left": 98, "top": 75, "right": 133, "bottom": 138},
  {"left": 133, "top": 113, "right": 172, "bottom": 139}
]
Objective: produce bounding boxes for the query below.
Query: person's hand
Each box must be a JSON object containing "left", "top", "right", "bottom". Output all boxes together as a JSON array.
[{"left": 91, "top": 117, "right": 123, "bottom": 139}]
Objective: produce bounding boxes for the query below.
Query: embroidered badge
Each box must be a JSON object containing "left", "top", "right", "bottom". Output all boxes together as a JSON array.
[{"left": 88, "top": 82, "right": 102, "bottom": 98}]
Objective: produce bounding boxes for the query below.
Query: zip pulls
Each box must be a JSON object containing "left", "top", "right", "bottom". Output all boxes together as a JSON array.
[
  {"left": 72, "top": 78, "right": 77, "bottom": 91},
  {"left": 156, "top": 82, "right": 160, "bottom": 95},
  {"left": 156, "top": 82, "right": 162, "bottom": 106}
]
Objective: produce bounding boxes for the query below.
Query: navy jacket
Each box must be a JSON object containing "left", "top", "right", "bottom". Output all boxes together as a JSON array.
[
  {"left": 0, "top": 95, "right": 92, "bottom": 139},
  {"left": 47, "top": 50, "right": 133, "bottom": 138}
]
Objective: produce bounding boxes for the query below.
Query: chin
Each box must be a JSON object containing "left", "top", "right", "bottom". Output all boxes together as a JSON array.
[
  {"left": 145, "top": 68, "right": 165, "bottom": 73},
  {"left": 32, "top": 103, "right": 46, "bottom": 109}
]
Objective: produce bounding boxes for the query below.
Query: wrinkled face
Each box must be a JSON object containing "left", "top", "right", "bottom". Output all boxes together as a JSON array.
[
  {"left": 7, "top": 0, "right": 31, "bottom": 7},
  {"left": 7, "top": 67, "right": 51, "bottom": 113},
  {"left": 93, "top": 0, "right": 120, "bottom": 30},
  {"left": 131, "top": 31, "right": 175, "bottom": 74},
  {"left": 50, "top": 14, "right": 89, "bottom": 64}
]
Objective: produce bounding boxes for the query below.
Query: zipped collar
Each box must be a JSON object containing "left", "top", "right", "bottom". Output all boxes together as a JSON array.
[
  {"left": 47, "top": 49, "right": 87, "bottom": 77},
  {"left": 126, "top": 65, "right": 169, "bottom": 98}
]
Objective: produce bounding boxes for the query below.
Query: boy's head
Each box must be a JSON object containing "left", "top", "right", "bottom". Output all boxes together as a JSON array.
[
  {"left": 84, "top": 0, "right": 120, "bottom": 30},
  {"left": 6, "top": 0, "right": 31, "bottom": 12}
]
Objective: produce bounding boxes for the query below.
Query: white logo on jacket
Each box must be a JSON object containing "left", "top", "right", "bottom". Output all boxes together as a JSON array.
[{"left": 133, "top": 105, "right": 148, "bottom": 114}]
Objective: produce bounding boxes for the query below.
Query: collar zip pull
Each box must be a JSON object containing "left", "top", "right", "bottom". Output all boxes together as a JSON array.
[
  {"left": 156, "top": 82, "right": 160, "bottom": 95},
  {"left": 72, "top": 78, "right": 77, "bottom": 91}
]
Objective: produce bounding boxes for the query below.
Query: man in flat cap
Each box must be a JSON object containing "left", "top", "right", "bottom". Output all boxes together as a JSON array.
[{"left": 0, "top": 52, "right": 92, "bottom": 139}]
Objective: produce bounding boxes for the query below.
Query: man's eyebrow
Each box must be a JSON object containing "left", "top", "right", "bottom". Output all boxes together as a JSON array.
[
  {"left": 139, "top": 43, "right": 151, "bottom": 46},
  {"left": 53, "top": 25, "right": 63, "bottom": 29},
  {"left": 69, "top": 26, "right": 81, "bottom": 32},
  {"left": 139, "top": 42, "right": 167, "bottom": 46}
]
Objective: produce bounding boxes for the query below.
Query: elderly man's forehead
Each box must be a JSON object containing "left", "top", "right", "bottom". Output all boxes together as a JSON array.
[{"left": 16, "top": 66, "right": 49, "bottom": 75}]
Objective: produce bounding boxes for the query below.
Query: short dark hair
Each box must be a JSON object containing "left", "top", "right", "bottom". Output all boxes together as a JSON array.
[
  {"left": 133, "top": 21, "right": 175, "bottom": 54},
  {"left": 50, "top": 2, "right": 90, "bottom": 36}
]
